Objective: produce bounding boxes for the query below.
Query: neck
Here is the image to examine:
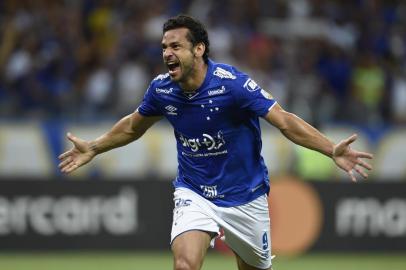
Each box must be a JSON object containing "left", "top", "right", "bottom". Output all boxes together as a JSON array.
[{"left": 179, "top": 59, "right": 208, "bottom": 92}]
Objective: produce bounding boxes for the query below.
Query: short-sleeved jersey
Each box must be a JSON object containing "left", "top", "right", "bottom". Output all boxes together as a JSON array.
[{"left": 138, "top": 59, "right": 276, "bottom": 207}]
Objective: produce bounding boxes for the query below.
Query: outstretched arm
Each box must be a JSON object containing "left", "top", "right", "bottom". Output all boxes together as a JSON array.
[
  {"left": 58, "top": 112, "right": 162, "bottom": 174},
  {"left": 264, "top": 103, "right": 373, "bottom": 182}
]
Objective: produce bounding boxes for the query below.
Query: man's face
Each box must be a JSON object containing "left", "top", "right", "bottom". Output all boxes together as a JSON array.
[{"left": 162, "top": 28, "right": 197, "bottom": 82}]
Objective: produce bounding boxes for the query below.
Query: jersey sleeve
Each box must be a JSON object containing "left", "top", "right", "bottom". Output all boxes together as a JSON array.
[
  {"left": 232, "top": 73, "right": 277, "bottom": 117},
  {"left": 136, "top": 82, "right": 163, "bottom": 116}
]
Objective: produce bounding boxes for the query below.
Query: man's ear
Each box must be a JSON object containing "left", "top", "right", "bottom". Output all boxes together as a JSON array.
[{"left": 194, "top": 42, "right": 205, "bottom": 58}]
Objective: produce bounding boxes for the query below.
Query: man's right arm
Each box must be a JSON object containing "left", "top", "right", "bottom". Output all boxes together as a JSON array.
[
  {"left": 89, "top": 112, "right": 162, "bottom": 155},
  {"left": 58, "top": 112, "right": 162, "bottom": 174}
]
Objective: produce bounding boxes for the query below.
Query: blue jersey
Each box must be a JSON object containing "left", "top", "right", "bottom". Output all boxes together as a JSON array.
[{"left": 138, "top": 59, "right": 276, "bottom": 207}]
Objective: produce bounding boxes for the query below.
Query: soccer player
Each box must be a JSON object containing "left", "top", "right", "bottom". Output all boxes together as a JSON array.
[{"left": 58, "top": 15, "right": 373, "bottom": 270}]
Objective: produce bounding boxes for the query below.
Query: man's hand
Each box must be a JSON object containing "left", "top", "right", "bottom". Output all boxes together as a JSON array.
[
  {"left": 58, "top": 133, "right": 97, "bottom": 174},
  {"left": 332, "top": 134, "right": 373, "bottom": 182}
]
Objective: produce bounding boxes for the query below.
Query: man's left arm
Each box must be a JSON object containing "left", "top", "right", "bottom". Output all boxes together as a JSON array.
[{"left": 264, "top": 103, "right": 373, "bottom": 182}]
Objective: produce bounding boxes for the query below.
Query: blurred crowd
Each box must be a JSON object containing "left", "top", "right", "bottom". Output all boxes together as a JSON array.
[{"left": 0, "top": 0, "right": 406, "bottom": 129}]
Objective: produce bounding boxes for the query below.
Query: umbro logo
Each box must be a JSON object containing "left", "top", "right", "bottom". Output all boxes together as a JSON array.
[{"left": 165, "top": 105, "right": 178, "bottom": 115}]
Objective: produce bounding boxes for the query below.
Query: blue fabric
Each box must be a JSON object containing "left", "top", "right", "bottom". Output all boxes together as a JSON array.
[{"left": 138, "top": 59, "right": 276, "bottom": 206}]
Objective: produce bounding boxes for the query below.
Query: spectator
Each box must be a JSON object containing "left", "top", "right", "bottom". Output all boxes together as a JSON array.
[{"left": 0, "top": 0, "right": 403, "bottom": 130}]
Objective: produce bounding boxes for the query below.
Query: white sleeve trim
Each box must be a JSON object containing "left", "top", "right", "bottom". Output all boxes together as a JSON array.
[{"left": 267, "top": 101, "right": 278, "bottom": 111}]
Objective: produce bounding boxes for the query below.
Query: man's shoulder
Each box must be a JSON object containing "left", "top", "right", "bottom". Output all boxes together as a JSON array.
[
  {"left": 211, "top": 61, "right": 248, "bottom": 83},
  {"left": 151, "top": 73, "right": 172, "bottom": 85},
  {"left": 148, "top": 73, "right": 174, "bottom": 91},
  {"left": 143, "top": 73, "right": 175, "bottom": 99},
  {"left": 209, "top": 61, "right": 250, "bottom": 94}
]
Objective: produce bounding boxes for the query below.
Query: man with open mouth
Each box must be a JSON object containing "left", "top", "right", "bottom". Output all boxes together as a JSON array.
[{"left": 58, "top": 14, "right": 373, "bottom": 270}]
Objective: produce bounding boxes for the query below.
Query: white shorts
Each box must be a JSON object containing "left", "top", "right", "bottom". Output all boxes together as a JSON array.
[{"left": 171, "top": 187, "right": 272, "bottom": 269}]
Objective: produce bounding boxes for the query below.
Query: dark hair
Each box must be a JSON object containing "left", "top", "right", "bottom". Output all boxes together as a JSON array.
[{"left": 163, "top": 14, "right": 210, "bottom": 63}]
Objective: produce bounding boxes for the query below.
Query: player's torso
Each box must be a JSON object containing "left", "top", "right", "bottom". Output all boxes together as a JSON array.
[
  {"left": 160, "top": 86, "right": 234, "bottom": 131},
  {"left": 144, "top": 63, "right": 271, "bottom": 206},
  {"left": 153, "top": 78, "right": 241, "bottom": 155}
]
